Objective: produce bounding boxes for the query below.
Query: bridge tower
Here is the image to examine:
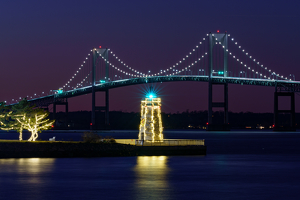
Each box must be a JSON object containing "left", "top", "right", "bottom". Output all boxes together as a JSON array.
[
  {"left": 273, "top": 83, "right": 296, "bottom": 131},
  {"left": 52, "top": 97, "right": 68, "bottom": 128},
  {"left": 91, "top": 48, "right": 110, "bottom": 130},
  {"left": 207, "top": 32, "right": 230, "bottom": 131}
]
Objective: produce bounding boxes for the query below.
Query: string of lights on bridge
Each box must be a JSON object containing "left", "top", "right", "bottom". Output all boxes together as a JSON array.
[
  {"left": 228, "top": 36, "right": 289, "bottom": 80},
  {"left": 4, "top": 33, "right": 295, "bottom": 105},
  {"left": 53, "top": 32, "right": 292, "bottom": 93},
  {"left": 71, "top": 43, "right": 208, "bottom": 91},
  {"left": 101, "top": 37, "right": 208, "bottom": 78},
  {"left": 97, "top": 34, "right": 290, "bottom": 81},
  {"left": 4, "top": 51, "right": 94, "bottom": 104},
  {"left": 59, "top": 33, "right": 291, "bottom": 93},
  {"left": 61, "top": 52, "right": 92, "bottom": 90}
]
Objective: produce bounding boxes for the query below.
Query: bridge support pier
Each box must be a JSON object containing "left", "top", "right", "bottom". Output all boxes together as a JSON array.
[
  {"left": 207, "top": 82, "right": 230, "bottom": 131},
  {"left": 53, "top": 98, "right": 68, "bottom": 129},
  {"left": 273, "top": 91, "right": 296, "bottom": 131},
  {"left": 91, "top": 89, "right": 109, "bottom": 130},
  {"left": 105, "top": 89, "right": 109, "bottom": 126}
]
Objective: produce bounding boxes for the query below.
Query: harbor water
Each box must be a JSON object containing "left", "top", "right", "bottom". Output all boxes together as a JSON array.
[{"left": 0, "top": 130, "right": 300, "bottom": 200}]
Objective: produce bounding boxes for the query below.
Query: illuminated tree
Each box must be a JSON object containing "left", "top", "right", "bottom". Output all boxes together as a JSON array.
[
  {"left": 1, "top": 99, "right": 54, "bottom": 141},
  {"left": 0, "top": 102, "right": 6, "bottom": 127},
  {"left": 16, "top": 109, "right": 54, "bottom": 141},
  {"left": 10, "top": 99, "right": 35, "bottom": 140},
  {"left": 0, "top": 102, "right": 14, "bottom": 132},
  {"left": 0, "top": 111, "right": 14, "bottom": 130},
  {"left": 0, "top": 99, "right": 35, "bottom": 140}
]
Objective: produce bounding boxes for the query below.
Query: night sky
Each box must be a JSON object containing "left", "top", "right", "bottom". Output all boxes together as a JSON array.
[{"left": 1, "top": 0, "right": 300, "bottom": 113}]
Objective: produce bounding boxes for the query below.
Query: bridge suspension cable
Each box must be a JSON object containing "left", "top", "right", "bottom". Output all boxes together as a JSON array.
[
  {"left": 61, "top": 51, "right": 93, "bottom": 90},
  {"left": 6, "top": 32, "right": 298, "bottom": 106},
  {"left": 228, "top": 36, "right": 289, "bottom": 80},
  {"left": 60, "top": 32, "right": 293, "bottom": 94},
  {"left": 101, "top": 41, "right": 208, "bottom": 78},
  {"left": 108, "top": 50, "right": 146, "bottom": 76}
]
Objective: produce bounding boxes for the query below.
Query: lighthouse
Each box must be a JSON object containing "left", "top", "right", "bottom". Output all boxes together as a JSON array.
[{"left": 139, "top": 92, "right": 163, "bottom": 142}]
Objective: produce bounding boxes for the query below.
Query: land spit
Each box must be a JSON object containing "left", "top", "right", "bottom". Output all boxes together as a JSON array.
[{"left": 0, "top": 140, "right": 206, "bottom": 158}]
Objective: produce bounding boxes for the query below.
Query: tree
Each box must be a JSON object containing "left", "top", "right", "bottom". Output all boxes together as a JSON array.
[
  {"left": 10, "top": 99, "right": 36, "bottom": 140},
  {"left": 0, "top": 102, "right": 6, "bottom": 124},
  {"left": 1, "top": 99, "right": 55, "bottom": 141},
  {"left": 15, "top": 109, "right": 54, "bottom": 141},
  {"left": 0, "top": 99, "right": 35, "bottom": 140},
  {"left": 0, "top": 103, "right": 5, "bottom": 126},
  {"left": 0, "top": 102, "right": 13, "bottom": 131}
]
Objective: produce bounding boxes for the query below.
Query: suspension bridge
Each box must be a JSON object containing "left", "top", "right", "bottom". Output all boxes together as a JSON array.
[{"left": 4, "top": 32, "right": 300, "bottom": 130}]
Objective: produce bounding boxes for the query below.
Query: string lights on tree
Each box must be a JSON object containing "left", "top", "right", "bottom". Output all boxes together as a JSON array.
[
  {"left": 16, "top": 111, "right": 54, "bottom": 141},
  {"left": 0, "top": 99, "right": 54, "bottom": 141}
]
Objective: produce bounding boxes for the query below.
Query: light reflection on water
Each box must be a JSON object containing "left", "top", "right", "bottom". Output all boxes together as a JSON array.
[
  {"left": 0, "top": 158, "right": 55, "bottom": 174},
  {"left": 0, "top": 155, "right": 299, "bottom": 200},
  {"left": 134, "top": 156, "right": 171, "bottom": 199},
  {"left": 0, "top": 158, "right": 55, "bottom": 200},
  {"left": 0, "top": 157, "right": 173, "bottom": 200}
]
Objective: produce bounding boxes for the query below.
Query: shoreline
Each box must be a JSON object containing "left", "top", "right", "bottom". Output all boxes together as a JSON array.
[{"left": 0, "top": 141, "right": 206, "bottom": 158}]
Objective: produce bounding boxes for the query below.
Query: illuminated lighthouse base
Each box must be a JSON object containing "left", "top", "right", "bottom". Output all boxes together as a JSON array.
[
  {"left": 139, "top": 97, "right": 163, "bottom": 142},
  {"left": 114, "top": 92, "right": 205, "bottom": 153}
]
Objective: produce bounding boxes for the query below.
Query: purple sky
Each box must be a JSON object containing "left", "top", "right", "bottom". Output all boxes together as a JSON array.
[{"left": 1, "top": 0, "right": 300, "bottom": 113}]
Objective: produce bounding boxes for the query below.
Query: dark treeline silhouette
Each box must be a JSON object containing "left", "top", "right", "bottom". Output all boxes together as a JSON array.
[{"left": 50, "top": 111, "right": 300, "bottom": 130}]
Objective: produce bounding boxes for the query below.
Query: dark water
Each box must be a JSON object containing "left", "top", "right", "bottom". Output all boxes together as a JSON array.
[{"left": 1, "top": 130, "right": 300, "bottom": 200}]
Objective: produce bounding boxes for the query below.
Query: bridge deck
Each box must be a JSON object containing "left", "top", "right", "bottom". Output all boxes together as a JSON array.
[{"left": 25, "top": 75, "right": 300, "bottom": 107}]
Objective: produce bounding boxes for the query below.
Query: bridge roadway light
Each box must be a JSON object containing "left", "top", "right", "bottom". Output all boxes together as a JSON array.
[
  {"left": 53, "top": 89, "right": 63, "bottom": 94},
  {"left": 239, "top": 71, "right": 246, "bottom": 78}
]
